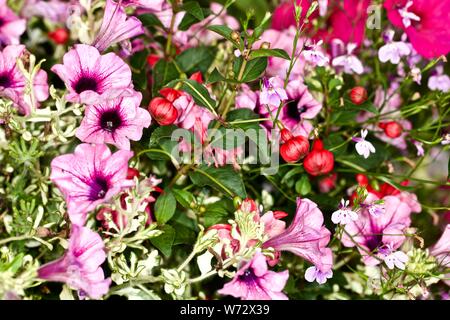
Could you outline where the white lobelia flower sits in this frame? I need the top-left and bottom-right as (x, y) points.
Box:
(305, 265), (333, 284)
(302, 40), (330, 67)
(398, 1), (421, 28)
(428, 66), (450, 93)
(332, 43), (364, 74)
(331, 199), (358, 225)
(378, 31), (411, 64)
(379, 244), (409, 270)
(352, 129), (376, 159)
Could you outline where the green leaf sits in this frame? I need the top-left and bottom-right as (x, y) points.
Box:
(233, 57), (268, 82)
(138, 13), (163, 28)
(181, 2), (204, 20)
(154, 188), (176, 224)
(206, 68), (226, 84)
(173, 223), (196, 245)
(150, 225), (175, 257)
(189, 165), (247, 198)
(147, 125), (181, 161)
(249, 48), (290, 60)
(204, 202), (230, 227)
(152, 59), (179, 96)
(166, 79), (216, 111)
(172, 188), (195, 209)
(207, 25), (241, 48)
(175, 46), (216, 74)
(295, 175), (311, 196)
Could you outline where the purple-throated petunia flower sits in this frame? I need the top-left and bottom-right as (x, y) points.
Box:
(38, 225), (111, 299)
(282, 79), (322, 124)
(50, 143), (134, 225)
(353, 129), (376, 159)
(378, 30), (411, 64)
(92, 0), (144, 53)
(51, 44), (133, 105)
(263, 198), (333, 275)
(76, 91), (151, 150)
(331, 199), (358, 225)
(0, 45), (49, 115)
(0, 0), (26, 46)
(259, 76), (288, 107)
(428, 66), (450, 93)
(218, 251), (289, 300)
(341, 193), (412, 266)
(332, 43), (364, 74)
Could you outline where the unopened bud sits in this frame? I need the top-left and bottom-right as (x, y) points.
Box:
(260, 41), (270, 49)
(231, 31), (240, 42)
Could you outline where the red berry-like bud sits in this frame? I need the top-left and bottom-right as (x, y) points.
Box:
(280, 130), (310, 163)
(126, 167), (140, 180)
(379, 121), (403, 138)
(350, 86), (368, 105)
(303, 139), (334, 176)
(48, 28), (69, 45)
(148, 88), (184, 125)
(160, 87), (183, 102)
(318, 173), (337, 193)
(146, 54), (160, 67)
(356, 173), (369, 186)
(189, 71), (203, 84)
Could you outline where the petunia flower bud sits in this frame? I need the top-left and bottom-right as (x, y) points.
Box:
(303, 139), (334, 176)
(48, 28), (69, 45)
(280, 129), (310, 163)
(148, 88), (182, 125)
(379, 121), (403, 138)
(349, 86), (368, 105)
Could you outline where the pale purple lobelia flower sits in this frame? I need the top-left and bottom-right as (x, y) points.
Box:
(378, 30), (411, 64)
(0, 45), (49, 115)
(331, 199), (358, 225)
(92, 0), (144, 53)
(341, 193), (412, 266)
(50, 143), (134, 225)
(428, 66), (450, 93)
(38, 225), (111, 299)
(0, 0), (26, 46)
(302, 40), (330, 67)
(259, 76), (288, 107)
(332, 43), (364, 75)
(218, 251), (289, 300)
(51, 44), (133, 105)
(263, 198), (333, 276)
(353, 129), (376, 159)
(305, 265), (333, 284)
(378, 243), (408, 270)
(76, 91), (151, 150)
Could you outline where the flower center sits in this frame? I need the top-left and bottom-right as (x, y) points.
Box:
(74, 75), (99, 94)
(89, 176), (109, 201)
(0, 72), (12, 88)
(238, 268), (258, 284)
(0, 18), (4, 28)
(366, 234), (383, 252)
(100, 109), (123, 132)
(286, 100), (302, 121)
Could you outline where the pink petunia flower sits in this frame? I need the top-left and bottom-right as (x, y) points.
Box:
(0, 0), (26, 45)
(341, 194), (412, 265)
(263, 198), (334, 276)
(38, 225), (111, 299)
(384, 0), (450, 58)
(0, 45), (49, 115)
(430, 225), (450, 285)
(51, 44), (133, 105)
(218, 251), (289, 300)
(76, 91), (151, 150)
(50, 143), (134, 225)
(21, 0), (81, 24)
(92, 0), (144, 53)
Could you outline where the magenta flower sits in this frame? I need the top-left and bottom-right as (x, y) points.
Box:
(51, 44), (133, 105)
(263, 198), (333, 275)
(384, 0), (450, 58)
(38, 225), (111, 299)
(76, 91), (151, 150)
(430, 225), (450, 285)
(92, 0), (144, 53)
(50, 143), (134, 225)
(218, 251), (289, 300)
(0, 45), (49, 115)
(0, 0), (26, 45)
(341, 194), (412, 265)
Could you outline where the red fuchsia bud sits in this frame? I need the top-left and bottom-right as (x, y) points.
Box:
(349, 86), (368, 105)
(318, 173), (337, 193)
(126, 167), (140, 180)
(148, 88), (182, 125)
(303, 139), (334, 176)
(273, 211), (288, 219)
(356, 173), (369, 186)
(189, 71), (203, 84)
(48, 28), (69, 45)
(379, 121), (403, 138)
(146, 54), (160, 67)
(279, 129), (310, 163)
